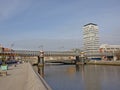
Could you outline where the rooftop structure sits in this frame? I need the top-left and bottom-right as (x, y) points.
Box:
(83, 23), (97, 27)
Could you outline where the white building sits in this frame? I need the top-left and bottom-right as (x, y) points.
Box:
(99, 44), (120, 52)
(83, 23), (100, 58)
(99, 44), (120, 61)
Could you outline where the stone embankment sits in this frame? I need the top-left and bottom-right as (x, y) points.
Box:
(26, 63), (52, 90)
(87, 60), (120, 66)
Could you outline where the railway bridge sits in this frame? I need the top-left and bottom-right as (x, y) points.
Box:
(0, 50), (84, 64)
(0, 49), (113, 64)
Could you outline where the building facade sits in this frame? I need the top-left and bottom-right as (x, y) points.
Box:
(83, 23), (100, 58)
(99, 44), (120, 53)
(99, 44), (120, 60)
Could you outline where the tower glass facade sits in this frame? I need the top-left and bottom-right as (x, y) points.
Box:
(83, 23), (100, 58)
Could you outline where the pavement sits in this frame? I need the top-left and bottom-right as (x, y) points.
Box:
(0, 63), (51, 90)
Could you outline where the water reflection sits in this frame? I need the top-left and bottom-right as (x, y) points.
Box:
(76, 65), (84, 72)
(75, 65), (120, 90)
(38, 66), (44, 77)
(44, 65), (120, 90)
(83, 65), (102, 90)
(33, 65), (44, 77)
(76, 65), (85, 81)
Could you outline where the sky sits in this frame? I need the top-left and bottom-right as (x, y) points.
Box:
(0, 0), (120, 50)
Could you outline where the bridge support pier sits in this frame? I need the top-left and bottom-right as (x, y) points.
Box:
(76, 56), (85, 65)
(37, 51), (44, 77)
(75, 56), (80, 64)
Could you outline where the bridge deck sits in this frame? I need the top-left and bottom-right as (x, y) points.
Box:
(0, 50), (113, 57)
(0, 50), (79, 56)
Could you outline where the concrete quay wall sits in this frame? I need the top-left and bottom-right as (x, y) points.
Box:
(87, 60), (120, 66)
(25, 63), (52, 90)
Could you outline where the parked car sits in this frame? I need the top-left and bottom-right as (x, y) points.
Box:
(5, 60), (18, 64)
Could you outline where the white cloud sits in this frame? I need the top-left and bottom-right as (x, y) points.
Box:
(0, 0), (32, 21)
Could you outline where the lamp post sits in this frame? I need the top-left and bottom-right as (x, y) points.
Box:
(10, 43), (14, 60)
(39, 45), (43, 51)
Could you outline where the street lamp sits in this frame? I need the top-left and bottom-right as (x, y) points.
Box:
(10, 43), (14, 60)
(39, 45), (44, 51)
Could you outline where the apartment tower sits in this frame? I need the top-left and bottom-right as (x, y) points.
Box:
(83, 23), (100, 58)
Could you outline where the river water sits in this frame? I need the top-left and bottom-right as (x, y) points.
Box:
(44, 64), (120, 90)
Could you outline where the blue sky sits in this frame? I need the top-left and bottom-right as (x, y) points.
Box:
(0, 0), (120, 50)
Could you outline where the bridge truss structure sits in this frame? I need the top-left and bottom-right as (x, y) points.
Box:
(0, 50), (80, 57)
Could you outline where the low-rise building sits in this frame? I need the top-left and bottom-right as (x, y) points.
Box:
(99, 44), (120, 53)
(99, 44), (120, 61)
